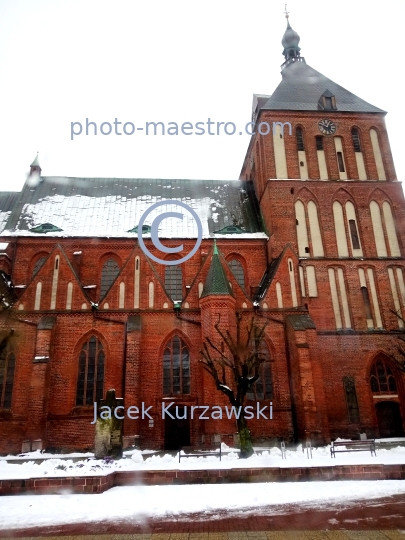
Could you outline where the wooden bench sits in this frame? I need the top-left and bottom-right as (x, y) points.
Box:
(179, 444), (222, 462)
(330, 439), (376, 458)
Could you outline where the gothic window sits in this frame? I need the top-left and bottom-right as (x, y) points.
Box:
(0, 351), (15, 409)
(349, 219), (360, 250)
(165, 265), (182, 300)
(163, 335), (190, 395)
(32, 257), (46, 278)
(247, 344), (273, 400)
(343, 376), (360, 424)
(229, 259), (245, 288)
(296, 127), (305, 151)
(352, 128), (362, 152)
(100, 258), (120, 298)
(370, 359), (397, 394)
(76, 336), (105, 406)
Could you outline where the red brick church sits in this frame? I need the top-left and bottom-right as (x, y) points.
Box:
(1, 17), (405, 453)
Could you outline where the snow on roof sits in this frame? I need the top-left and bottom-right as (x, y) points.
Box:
(0, 177), (264, 239)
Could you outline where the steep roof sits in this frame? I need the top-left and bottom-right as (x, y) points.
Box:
(201, 243), (234, 298)
(0, 176), (266, 239)
(262, 60), (385, 113)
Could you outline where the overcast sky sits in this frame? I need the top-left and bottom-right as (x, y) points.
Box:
(0, 0), (404, 190)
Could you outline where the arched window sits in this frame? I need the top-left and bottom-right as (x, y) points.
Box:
(76, 336), (105, 405)
(247, 344), (273, 400)
(0, 351), (15, 409)
(100, 258), (120, 298)
(229, 259), (245, 288)
(370, 359), (397, 394)
(163, 335), (190, 395)
(165, 265), (182, 300)
(32, 257), (46, 278)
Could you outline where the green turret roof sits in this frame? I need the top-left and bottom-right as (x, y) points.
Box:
(201, 242), (234, 298)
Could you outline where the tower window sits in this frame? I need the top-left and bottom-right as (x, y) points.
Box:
(315, 136), (324, 151)
(361, 286), (373, 320)
(349, 219), (360, 250)
(352, 128), (362, 152)
(337, 152), (345, 172)
(296, 127), (305, 151)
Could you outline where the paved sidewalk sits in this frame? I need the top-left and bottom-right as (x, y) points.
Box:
(1, 494), (405, 537)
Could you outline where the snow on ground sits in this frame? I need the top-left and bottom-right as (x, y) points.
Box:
(1, 442), (405, 480)
(1, 480), (405, 530)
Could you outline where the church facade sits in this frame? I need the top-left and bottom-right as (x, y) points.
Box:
(1, 19), (405, 454)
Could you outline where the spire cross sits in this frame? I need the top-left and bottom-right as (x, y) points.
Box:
(284, 4), (289, 19)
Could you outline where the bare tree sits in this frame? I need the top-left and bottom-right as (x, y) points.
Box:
(200, 313), (268, 458)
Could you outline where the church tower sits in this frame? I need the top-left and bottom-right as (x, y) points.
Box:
(241, 13), (405, 440)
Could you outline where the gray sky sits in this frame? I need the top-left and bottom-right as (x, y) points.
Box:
(0, 0), (404, 189)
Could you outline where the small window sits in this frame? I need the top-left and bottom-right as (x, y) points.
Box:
(337, 152), (345, 172)
(296, 127), (305, 151)
(349, 219), (360, 250)
(352, 128), (362, 152)
(361, 286), (373, 320)
(324, 97), (333, 109)
(305, 247), (310, 254)
(315, 136), (324, 151)
(229, 259), (245, 288)
(0, 351), (15, 409)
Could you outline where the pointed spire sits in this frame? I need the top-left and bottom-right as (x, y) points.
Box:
(284, 4), (290, 27)
(30, 152), (41, 176)
(201, 241), (234, 298)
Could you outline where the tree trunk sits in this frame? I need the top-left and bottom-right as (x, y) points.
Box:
(237, 414), (254, 458)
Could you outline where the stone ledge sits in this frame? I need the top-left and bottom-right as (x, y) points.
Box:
(1, 463), (405, 495)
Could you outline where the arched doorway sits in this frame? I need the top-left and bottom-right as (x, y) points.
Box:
(370, 357), (404, 438)
(162, 335), (191, 450)
(375, 402), (404, 438)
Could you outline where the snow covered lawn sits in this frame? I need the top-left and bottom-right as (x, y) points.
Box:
(1, 442), (405, 480)
(1, 480), (405, 530)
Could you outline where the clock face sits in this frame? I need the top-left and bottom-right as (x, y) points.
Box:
(318, 119), (336, 135)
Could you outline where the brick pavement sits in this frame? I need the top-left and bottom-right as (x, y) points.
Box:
(1, 532), (405, 539)
(1, 495), (405, 537)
